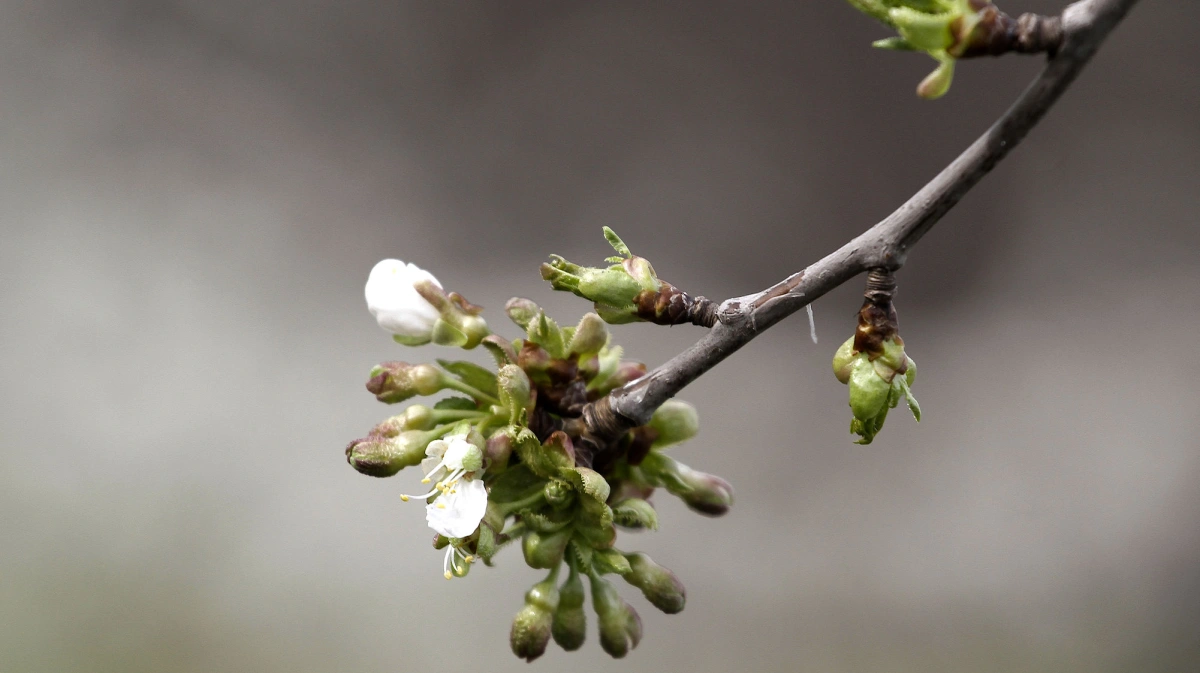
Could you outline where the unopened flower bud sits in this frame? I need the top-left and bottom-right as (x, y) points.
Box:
(373, 404), (436, 435)
(648, 399), (699, 449)
(552, 565), (587, 651)
(364, 259), (443, 343)
(623, 552), (686, 614)
(590, 574), (642, 659)
(485, 432), (513, 471)
(522, 528), (571, 569)
(365, 362), (443, 404)
(640, 453), (734, 517)
(569, 312), (609, 356)
(504, 297), (541, 331)
(517, 341), (553, 385)
(344, 430), (431, 477)
(497, 364), (533, 424)
(510, 574), (560, 662)
(541, 431), (576, 469)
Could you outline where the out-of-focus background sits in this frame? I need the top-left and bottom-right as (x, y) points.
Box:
(3, 1), (1198, 671)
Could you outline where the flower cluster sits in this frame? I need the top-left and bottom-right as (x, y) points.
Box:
(345, 258), (732, 660)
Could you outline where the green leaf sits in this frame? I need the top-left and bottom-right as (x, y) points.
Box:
(560, 467), (611, 503)
(480, 336), (515, 367)
(613, 498), (658, 530)
(586, 345), (623, 393)
(487, 464), (546, 503)
(392, 333), (432, 346)
(873, 36), (916, 50)
(568, 541), (594, 574)
(437, 359), (499, 398)
(603, 226), (631, 258)
(528, 311), (566, 360)
(898, 376), (921, 422)
(433, 396), (478, 411)
(592, 548), (632, 576)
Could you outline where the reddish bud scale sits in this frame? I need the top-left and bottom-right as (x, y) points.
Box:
(852, 269), (899, 357)
(955, 5), (1063, 58)
(633, 282), (716, 327)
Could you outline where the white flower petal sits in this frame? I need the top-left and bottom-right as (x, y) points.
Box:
(425, 479), (488, 539)
(365, 259), (443, 338)
(439, 434), (473, 471)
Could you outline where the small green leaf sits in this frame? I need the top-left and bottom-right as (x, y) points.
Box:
(899, 376), (921, 421)
(873, 36), (916, 50)
(528, 311), (566, 360)
(602, 226), (631, 258)
(613, 498), (658, 530)
(437, 359), (499, 398)
(433, 396), (478, 411)
(487, 464), (546, 503)
(568, 541), (594, 574)
(392, 333), (432, 346)
(593, 548), (632, 576)
(560, 467), (611, 503)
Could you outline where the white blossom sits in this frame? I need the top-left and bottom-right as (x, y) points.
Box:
(364, 259), (443, 338)
(399, 433), (488, 578)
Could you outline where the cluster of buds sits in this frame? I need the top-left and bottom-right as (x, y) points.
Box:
(845, 0), (1064, 98)
(345, 257), (732, 660)
(832, 269), (921, 444)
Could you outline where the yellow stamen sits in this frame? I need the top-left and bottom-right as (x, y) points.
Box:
(444, 571), (452, 580)
(400, 495), (409, 502)
(437, 503), (446, 509)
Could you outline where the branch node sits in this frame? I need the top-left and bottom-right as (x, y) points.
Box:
(960, 7), (1064, 58)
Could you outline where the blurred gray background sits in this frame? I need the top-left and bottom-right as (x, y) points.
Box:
(2, 1), (1198, 671)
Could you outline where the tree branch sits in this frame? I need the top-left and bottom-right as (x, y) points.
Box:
(588, 0), (1140, 433)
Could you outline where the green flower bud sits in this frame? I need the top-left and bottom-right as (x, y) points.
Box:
(504, 297), (541, 331)
(648, 399), (700, 449)
(510, 573), (560, 662)
(590, 574), (642, 659)
(623, 552), (686, 614)
(370, 405), (438, 436)
(522, 528), (571, 569)
(832, 336), (856, 384)
(407, 284), (490, 349)
(640, 453), (734, 517)
(568, 312), (609, 356)
(837, 333), (919, 444)
(497, 364), (533, 425)
(551, 565), (587, 651)
(344, 430), (432, 477)
(484, 432), (513, 472)
(365, 362), (444, 404)
(848, 356), (891, 421)
(455, 314), (490, 349)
